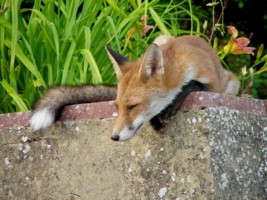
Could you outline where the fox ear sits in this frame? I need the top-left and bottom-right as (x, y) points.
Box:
(140, 43), (164, 78)
(105, 46), (129, 78)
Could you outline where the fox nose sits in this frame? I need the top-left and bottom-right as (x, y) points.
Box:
(111, 134), (120, 141)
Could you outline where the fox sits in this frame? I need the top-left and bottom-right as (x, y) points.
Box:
(30, 35), (240, 141)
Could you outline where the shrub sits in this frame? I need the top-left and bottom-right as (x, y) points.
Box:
(0, 0), (266, 113)
(0, 0), (201, 113)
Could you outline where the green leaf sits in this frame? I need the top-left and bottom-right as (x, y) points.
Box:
(149, 7), (170, 35)
(206, 2), (219, 7)
(256, 44), (264, 61)
(0, 80), (28, 111)
(61, 40), (76, 85)
(4, 39), (46, 88)
(81, 49), (103, 85)
(106, 0), (127, 17)
(10, 0), (19, 89)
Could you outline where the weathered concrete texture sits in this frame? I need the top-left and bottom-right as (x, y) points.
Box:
(0, 108), (266, 200)
(206, 108), (267, 199)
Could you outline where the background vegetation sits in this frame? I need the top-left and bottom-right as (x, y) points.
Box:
(0, 0), (266, 114)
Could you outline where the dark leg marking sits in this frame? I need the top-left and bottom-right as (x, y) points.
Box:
(149, 80), (206, 131)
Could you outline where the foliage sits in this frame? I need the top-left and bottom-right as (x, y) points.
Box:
(204, 1), (267, 98)
(0, 0), (200, 113)
(0, 0), (266, 114)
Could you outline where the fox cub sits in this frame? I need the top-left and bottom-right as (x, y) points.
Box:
(30, 35), (240, 141)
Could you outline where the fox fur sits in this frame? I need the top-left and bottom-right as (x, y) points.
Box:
(106, 35), (239, 140)
(30, 86), (116, 131)
(30, 35), (239, 141)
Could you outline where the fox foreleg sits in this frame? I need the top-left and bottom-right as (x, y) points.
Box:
(149, 80), (206, 131)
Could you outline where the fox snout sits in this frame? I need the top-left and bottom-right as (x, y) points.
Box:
(111, 116), (144, 141)
(111, 134), (120, 141)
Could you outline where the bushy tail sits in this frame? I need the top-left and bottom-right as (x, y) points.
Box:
(30, 86), (117, 131)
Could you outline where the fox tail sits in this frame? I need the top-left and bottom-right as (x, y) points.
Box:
(30, 86), (116, 131)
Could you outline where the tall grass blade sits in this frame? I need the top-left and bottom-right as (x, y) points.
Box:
(61, 40), (76, 85)
(10, 0), (19, 89)
(106, 0), (127, 17)
(4, 39), (46, 88)
(0, 80), (28, 111)
(149, 7), (171, 35)
(81, 49), (103, 85)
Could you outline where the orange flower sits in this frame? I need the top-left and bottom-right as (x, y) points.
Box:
(127, 15), (154, 38)
(224, 26), (256, 55)
(231, 37), (256, 55)
(141, 25), (154, 37)
(227, 26), (238, 38)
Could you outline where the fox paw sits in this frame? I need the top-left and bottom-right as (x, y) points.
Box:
(150, 116), (164, 131)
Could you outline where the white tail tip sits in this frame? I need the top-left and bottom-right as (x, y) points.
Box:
(30, 108), (55, 131)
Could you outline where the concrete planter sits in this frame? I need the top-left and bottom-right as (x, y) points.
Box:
(0, 92), (266, 199)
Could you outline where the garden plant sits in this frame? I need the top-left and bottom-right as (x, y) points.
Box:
(0, 0), (266, 114)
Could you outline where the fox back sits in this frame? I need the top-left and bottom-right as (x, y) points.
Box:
(106, 35), (240, 141)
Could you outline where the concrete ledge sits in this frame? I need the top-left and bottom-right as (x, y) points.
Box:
(181, 92), (267, 116)
(0, 92), (266, 129)
(0, 92), (266, 199)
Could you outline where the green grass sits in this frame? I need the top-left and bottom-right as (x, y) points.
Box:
(0, 0), (200, 113)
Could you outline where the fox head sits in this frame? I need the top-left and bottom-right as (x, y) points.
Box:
(106, 44), (170, 141)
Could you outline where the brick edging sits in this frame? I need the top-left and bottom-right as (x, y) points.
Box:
(180, 92), (267, 116)
(0, 92), (266, 129)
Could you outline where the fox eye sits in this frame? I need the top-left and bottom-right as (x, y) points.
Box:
(127, 104), (138, 112)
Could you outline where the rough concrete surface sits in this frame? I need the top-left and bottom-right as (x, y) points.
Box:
(0, 108), (266, 200)
(206, 108), (266, 199)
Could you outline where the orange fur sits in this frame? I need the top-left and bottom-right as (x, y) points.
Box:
(107, 35), (240, 141)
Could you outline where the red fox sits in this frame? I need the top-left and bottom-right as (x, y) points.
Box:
(30, 35), (240, 141)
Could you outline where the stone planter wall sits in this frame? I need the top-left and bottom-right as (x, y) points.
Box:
(0, 92), (266, 199)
